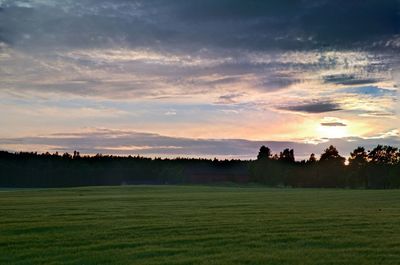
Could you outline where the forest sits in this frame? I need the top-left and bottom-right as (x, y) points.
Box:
(0, 145), (399, 189)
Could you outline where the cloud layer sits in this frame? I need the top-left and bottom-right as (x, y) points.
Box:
(1, 0), (398, 51)
(0, 0), (399, 155)
(1, 129), (399, 160)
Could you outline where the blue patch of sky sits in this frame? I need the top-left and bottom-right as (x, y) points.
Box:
(339, 86), (396, 97)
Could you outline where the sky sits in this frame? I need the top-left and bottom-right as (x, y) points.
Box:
(0, 0), (399, 160)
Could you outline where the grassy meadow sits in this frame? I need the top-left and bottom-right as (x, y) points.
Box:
(1, 185), (400, 264)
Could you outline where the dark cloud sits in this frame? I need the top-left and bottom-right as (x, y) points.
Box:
(215, 93), (243, 104)
(280, 101), (342, 113)
(298, 0), (399, 49)
(0, 0), (397, 101)
(258, 73), (300, 92)
(0, 0), (398, 52)
(0, 6), (9, 45)
(321, 122), (347, 127)
(323, 74), (381, 86)
(161, 0), (400, 51)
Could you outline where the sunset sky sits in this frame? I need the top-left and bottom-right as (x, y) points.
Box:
(0, 0), (399, 159)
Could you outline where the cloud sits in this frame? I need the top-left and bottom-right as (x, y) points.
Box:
(323, 74), (381, 86)
(1, 128), (399, 160)
(0, 0), (398, 149)
(320, 122), (347, 127)
(0, 0), (398, 52)
(257, 73), (300, 92)
(164, 111), (176, 116)
(3, 46), (395, 104)
(359, 111), (396, 118)
(215, 93), (243, 104)
(279, 101), (342, 114)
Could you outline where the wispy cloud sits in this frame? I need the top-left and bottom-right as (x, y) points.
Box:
(215, 93), (244, 104)
(323, 74), (382, 86)
(278, 101), (342, 114)
(321, 122), (347, 127)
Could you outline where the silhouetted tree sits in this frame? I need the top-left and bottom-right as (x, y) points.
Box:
(368, 145), (399, 165)
(348, 147), (368, 188)
(349, 147), (368, 167)
(257, 146), (271, 160)
(1, 144), (400, 189)
(366, 145), (400, 188)
(307, 153), (317, 164)
(317, 145), (345, 187)
(62, 152), (72, 159)
(73, 151), (80, 159)
(279, 148), (295, 163)
(320, 145), (345, 164)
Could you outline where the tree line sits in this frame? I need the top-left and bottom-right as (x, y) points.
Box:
(251, 145), (400, 188)
(0, 144), (399, 188)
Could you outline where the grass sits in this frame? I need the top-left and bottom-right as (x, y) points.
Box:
(1, 185), (400, 265)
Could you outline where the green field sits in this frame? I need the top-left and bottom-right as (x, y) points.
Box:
(1, 186), (400, 265)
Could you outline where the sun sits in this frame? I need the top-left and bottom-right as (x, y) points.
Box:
(317, 124), (349, 139)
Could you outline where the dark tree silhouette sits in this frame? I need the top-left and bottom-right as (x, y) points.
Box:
(348, 147), (368, 188)
(368, 145), (399, 165)
(62, 152), (72, 159)
(320, 145), (345, 164)
(317, 145), (346, 187)
(349, 147), (368, 167)
(257, 146), (271, 160)
(307, 153), (317, 164)
(279, 148), (295, 163)
(73, 151), (80, 159)
(1, 144), (400, 189)
(366, 145), (400, 188)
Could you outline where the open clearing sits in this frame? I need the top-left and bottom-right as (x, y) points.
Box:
(1, 185), (400, 264)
